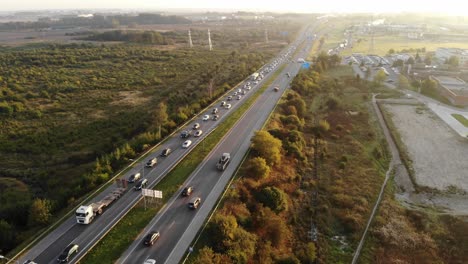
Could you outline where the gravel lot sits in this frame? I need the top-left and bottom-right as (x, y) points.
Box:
(386, 104), (468, 192)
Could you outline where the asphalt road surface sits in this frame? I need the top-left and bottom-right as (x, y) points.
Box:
(116, 28), (317, 264)
(18, 25), (314, 264)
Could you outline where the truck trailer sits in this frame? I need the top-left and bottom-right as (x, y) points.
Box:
(75, 187), (126, 224)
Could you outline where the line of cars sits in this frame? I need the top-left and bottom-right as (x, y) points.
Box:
(137, 44), (298, 263)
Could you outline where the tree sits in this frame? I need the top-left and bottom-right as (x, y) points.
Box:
(251, 131), (282, 166)
(398, 75), (410, 90)
(406, 57), (415, 65)
(0, 219), (16, 252)
(245, 157), (270, 180)
(388, 48), (395, 54)
(374, 69), (387, 84)
(256, 187), (288, 213)
(154, 101), (168, 127)
(206, 214), (238, 251)
(194, 246), (231, 264)
(29, 198), (52, 226)
(424, 54), (433, 65)
(447, 55), (459, 67)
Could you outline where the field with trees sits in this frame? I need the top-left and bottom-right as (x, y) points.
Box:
(189, 54), (468, 263)
(0, 20), (300, 255)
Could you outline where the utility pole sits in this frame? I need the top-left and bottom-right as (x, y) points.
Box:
(188, 29), (193, 48)
(208, 29), (213, 51)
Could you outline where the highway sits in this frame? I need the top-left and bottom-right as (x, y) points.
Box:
(116, 27), (317, 264)
(17, 24), (314, 264)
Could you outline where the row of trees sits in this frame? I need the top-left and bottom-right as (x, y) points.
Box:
(84, 30), (169, 44)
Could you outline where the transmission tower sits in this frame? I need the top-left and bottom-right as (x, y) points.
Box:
(208, 29), (213, 51)
(188, 29), (193, 48)
(265, 29), (269, 43)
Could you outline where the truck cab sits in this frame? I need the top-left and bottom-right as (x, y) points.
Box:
(75, 205), (94, 224)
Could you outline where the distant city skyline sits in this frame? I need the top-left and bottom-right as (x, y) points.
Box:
(1, 0), (467, 15)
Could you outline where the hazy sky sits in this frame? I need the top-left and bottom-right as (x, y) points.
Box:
(1, 0), (467, 15)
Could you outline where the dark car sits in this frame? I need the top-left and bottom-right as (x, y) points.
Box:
(182, 186), (193, 196)
(134, 178), (148, 191)
(57, 244), (79, 263)
(160, 148), (172, 157)
(180, 130), (191, 138)
(143, 231), (160, 246)
(127, 172), (141, 183)
(145, 157), (157, 168)
(188, 197), (201, 209)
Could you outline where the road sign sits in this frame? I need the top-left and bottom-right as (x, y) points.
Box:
(142, 189), (163, 199)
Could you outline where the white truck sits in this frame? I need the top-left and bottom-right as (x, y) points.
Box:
(216, 153), (230, 171)
(251, 72), (259, 81)
(75, 188), (126, 224)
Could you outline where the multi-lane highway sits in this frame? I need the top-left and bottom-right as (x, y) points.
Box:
(116, 28), (317, 264)
(18, 24), (315, 264)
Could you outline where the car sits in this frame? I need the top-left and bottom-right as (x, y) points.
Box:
(220, 101), (226, 107)
(233, 92), (238, 96)
(134, 178), (148, 191)
(212, 114), (219, 121)
(143, 260), (156, 264)
(145, 157), (157, 168)
(57, 244), (79, 263)
(143, 231), (160, 246)
(194, 130), (203, 137)
(202, 115), (210, 121)
(245, 86), (251, 90)
(180, 130), (191, 138)
(160, 148), (172, 157)
(23, 261), (38, 264)
(182, 140), (192, 148)
(236, 95), (242, 100)
(188, 197), (201, 209)
(225, 104), (231, 109)
(227, 96), (232, 101)
(128, 172), (141, 183)
(182, 186), (194, 196)
(212, 108), (218, 114)
(193, 123), (200, 130)
(238, 89), (242, 93)
(241, 90), (246, 95)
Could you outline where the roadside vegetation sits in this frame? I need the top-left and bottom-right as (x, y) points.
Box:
(452, 114), (468, 127)
(188, 54), (389, 263)
(0, 20), (299, 254)
(80, 62), (287, 264)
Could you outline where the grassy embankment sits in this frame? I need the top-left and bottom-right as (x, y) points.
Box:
(80, 64), (287, 264)
(452, 114), (468, 127)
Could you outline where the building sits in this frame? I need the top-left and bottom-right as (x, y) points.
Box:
(435, 48), (468, 67)
(430, 76), (468, 106)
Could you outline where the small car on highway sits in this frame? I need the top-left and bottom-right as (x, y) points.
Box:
(212, 108), (218, 114)
(194, 130), (203, 137)
(225, 104), (231, 109)
(212, 114), (219, 121)
(220, 101), (226, 107)
(193, 123), (200, 130)
(182, 186), (194, 196)
(188, 197), (202, 209)
(143, 259), (156, 264)
(134, 178), (148, 191)
(227, 96), (232, 101)
(236, 95), (242, 100)
(202, 115), (210, 121)
(160, 148), (172, 157)
(182, 140), (192, 148)
(145, 157), (157, 168)
(180, 130), (191, 138)
(57, 244), (79, 263)
(128, 172), (141, 183)
(143, 231), (160, 246)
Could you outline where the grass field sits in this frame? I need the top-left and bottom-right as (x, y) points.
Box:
(79, 63), (287, 264)
(341, 35), (468, 56)
(452, 114), (468, 127)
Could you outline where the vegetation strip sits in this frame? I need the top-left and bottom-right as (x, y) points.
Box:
(79, 63), (287, 264)
(452, 113), (468, 127)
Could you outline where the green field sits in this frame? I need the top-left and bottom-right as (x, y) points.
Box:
(341, 35), (468, 56)
(452, 114), (468, 127)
